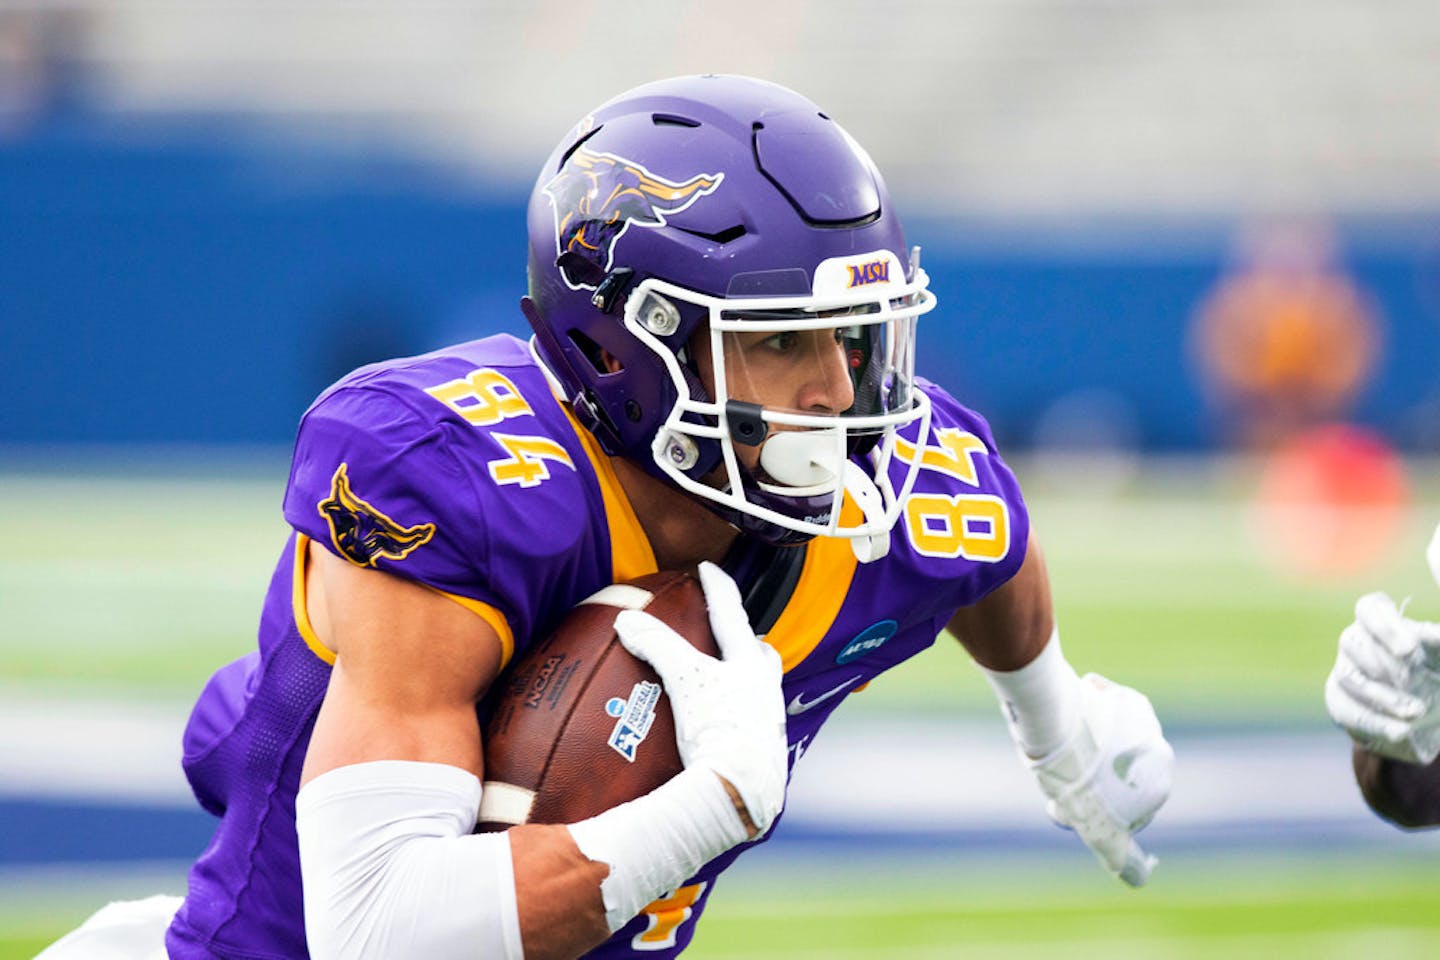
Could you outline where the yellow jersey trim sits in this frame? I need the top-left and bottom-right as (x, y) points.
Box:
(558, 404), (658, 583)
(293, 534), (337, 666)
(763, 497), (862, 672)
(293, 534), (516, 671)
(434, 589), (516, 670)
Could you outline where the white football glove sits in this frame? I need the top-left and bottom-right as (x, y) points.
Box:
(1325, 591), (1440, 765)
(1027, 674), (1173, 887)
(613, 561), (789, 835)
(1428, 522), (1440, 587)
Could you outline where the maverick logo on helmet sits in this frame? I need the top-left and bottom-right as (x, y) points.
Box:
(543, 146), (723, 289)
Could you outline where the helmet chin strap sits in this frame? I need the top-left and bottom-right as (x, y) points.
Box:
(843, 460), (891, 563)
(756, 431), (893, 562)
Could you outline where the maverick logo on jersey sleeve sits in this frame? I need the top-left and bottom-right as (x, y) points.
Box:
(317, 463), (436, 567)
(544, 147), (723, 289)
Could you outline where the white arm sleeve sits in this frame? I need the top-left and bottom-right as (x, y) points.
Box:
(978, 627), (1081, 758)
(295, 760), (524, 960)
(567, 765), (748, 931)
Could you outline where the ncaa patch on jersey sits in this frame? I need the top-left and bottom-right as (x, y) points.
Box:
(606, 680), (662, 762)
(836, 619), (897, 664)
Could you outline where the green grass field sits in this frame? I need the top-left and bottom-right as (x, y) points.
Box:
(3, 454), (1439, 958)
(691, 855), (1440, 959)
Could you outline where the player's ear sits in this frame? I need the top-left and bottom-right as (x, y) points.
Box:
(601, 349), (624, 374)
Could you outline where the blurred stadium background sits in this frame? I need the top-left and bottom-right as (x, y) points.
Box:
(4, 1), (1440, 956)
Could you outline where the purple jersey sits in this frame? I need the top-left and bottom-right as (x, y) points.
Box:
(166, 333), (1029, 959)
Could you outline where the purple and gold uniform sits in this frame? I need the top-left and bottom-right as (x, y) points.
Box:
(166, 333), (1028, 959)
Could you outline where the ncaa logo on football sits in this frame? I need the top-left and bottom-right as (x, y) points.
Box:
(836, 620), (897, 665)
(524, 654), (565, 709)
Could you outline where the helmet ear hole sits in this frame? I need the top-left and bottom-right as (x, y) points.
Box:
(556, 250), (606, 287)
(567, 330), (616, 375)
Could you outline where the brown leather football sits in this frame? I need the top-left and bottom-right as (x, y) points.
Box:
(475, 570), (717, 831)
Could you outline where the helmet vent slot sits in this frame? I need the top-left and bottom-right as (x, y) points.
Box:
(675, 224), (748, 245)
(652, 113), (701, 128)
(557, 124), (604, 170)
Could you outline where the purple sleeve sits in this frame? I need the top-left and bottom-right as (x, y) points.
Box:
(903, 378), (1031, 610)
(282, 384), (499, 604)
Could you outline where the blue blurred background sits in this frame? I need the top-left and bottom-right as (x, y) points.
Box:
(3, 1), (1438, 458)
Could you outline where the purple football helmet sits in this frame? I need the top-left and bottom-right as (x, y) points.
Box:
(523, 74), (935, 557)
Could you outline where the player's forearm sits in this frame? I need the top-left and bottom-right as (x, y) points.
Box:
(297, 761), (750, 960)
(977, 626), (1079, 758)
(1352, 743), (1440, 829)
(948, 531), (1054, 672)
(512, 769), (756, 957)
(966, 555), (1173, 888)
(297, 761), (525, 959)
(567, 765), (750, 932)
(509, 824), (612, 960)
(956, 534), (1071, 759)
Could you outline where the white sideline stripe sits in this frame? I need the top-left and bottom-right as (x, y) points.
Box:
(478, 781), (536, 826)
(579, 584), (654, 610)
(0, 692), (194, 806)
(0, 690), (1393, 837)
(784, 717), (1364, 830)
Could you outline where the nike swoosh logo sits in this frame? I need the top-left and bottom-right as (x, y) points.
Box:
(786, 676), (863, 716)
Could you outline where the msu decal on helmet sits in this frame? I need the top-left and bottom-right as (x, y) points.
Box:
(317, 463), (436, 567)
(544, 147), (723, 290)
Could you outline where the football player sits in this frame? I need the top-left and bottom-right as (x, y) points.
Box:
(40, 75), (1173, 960)
(1325, 522), (1440, 828)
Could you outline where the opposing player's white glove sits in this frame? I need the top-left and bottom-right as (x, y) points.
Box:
(1428, 522), (1440, 587)
(1325, 591), (1440, 765)
(613, 561), (789, 835)
(1027, 674), (1173, 887)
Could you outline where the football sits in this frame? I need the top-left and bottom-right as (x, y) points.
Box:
(475, 570), (716, 831)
